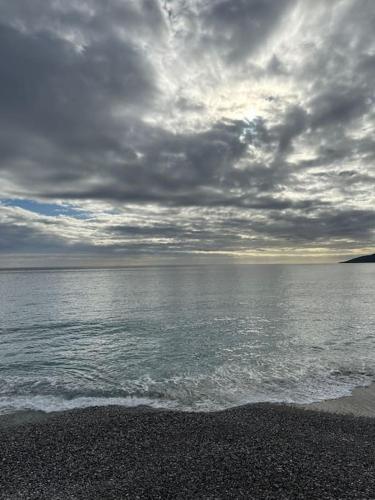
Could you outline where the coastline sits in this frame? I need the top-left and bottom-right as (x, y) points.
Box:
(2, 380), (375, 428)
(302, 382), (375, 417)
(1, 398), (375, 498)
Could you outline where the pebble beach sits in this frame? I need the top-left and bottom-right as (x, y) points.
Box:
(1, 402), (375, 499)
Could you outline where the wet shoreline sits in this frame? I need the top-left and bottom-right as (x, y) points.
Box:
(303, 382), (375, 417)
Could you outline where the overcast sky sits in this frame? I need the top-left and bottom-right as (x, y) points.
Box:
(0, 0), (374, 267)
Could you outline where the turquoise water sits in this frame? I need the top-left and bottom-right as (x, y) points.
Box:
(0, 264), (374, 414)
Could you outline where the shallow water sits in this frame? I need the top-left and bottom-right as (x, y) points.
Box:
(0, 264), (374, 414)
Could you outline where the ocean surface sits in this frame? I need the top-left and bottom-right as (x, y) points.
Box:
(0, 264), (374, 415)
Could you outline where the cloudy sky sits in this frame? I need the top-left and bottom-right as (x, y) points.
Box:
(0, 0), (374, 267)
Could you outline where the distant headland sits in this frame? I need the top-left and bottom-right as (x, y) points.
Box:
(342, 253), (375, 263)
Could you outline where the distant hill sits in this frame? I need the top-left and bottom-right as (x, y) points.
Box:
(342, 253), (375, 263)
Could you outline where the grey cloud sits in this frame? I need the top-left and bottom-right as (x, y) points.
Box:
(24, 119), (253, 204)
(30, 115), (299, 210)
(309, 87), (371, 130)
(0, 22), (155, 138)
(275, 105), (308, 153)
(200, 0), (292, 63)
(0, 0), (166, 41)
(296, 2), (375, 132)
(0, 0), (374, 261)
(223, 208), (375, 244)
(276, 209), (375, 242)
(266, 54), (287, 76)
(0, 220), (67, 253)
(1, 198), (373, 263)
(0, 17), (158, 198)
(337, 171), (375, 185)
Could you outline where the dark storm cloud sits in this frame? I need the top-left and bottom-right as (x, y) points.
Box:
(0, 0), (374, 262)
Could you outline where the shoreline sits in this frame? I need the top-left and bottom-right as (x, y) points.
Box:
(2, 381), (375, 428)
(302, 382), (375, 417)
(1, 397), (375, 498)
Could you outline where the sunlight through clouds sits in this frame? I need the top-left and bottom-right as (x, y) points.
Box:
(0, 0), (374, 266)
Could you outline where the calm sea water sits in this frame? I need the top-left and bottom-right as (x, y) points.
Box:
(0, 264), (374, 414)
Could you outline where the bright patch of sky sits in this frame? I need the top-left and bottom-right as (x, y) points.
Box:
(1, 200), (89, 219)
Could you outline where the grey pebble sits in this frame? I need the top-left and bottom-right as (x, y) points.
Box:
(0, 403), (374, 499)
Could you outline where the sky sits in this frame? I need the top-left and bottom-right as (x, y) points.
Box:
(0, 0), (374, 267)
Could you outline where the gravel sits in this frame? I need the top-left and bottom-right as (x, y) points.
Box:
(1, 403), (375, 499)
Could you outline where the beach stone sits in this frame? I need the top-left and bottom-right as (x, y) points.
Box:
(0, 404), (374, 499)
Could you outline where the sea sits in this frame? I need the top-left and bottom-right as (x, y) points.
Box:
(0, 264), (374, 415)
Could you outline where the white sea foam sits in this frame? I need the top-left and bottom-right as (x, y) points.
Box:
(0, 368), (372, 415)
(0, 395), (178, 415)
